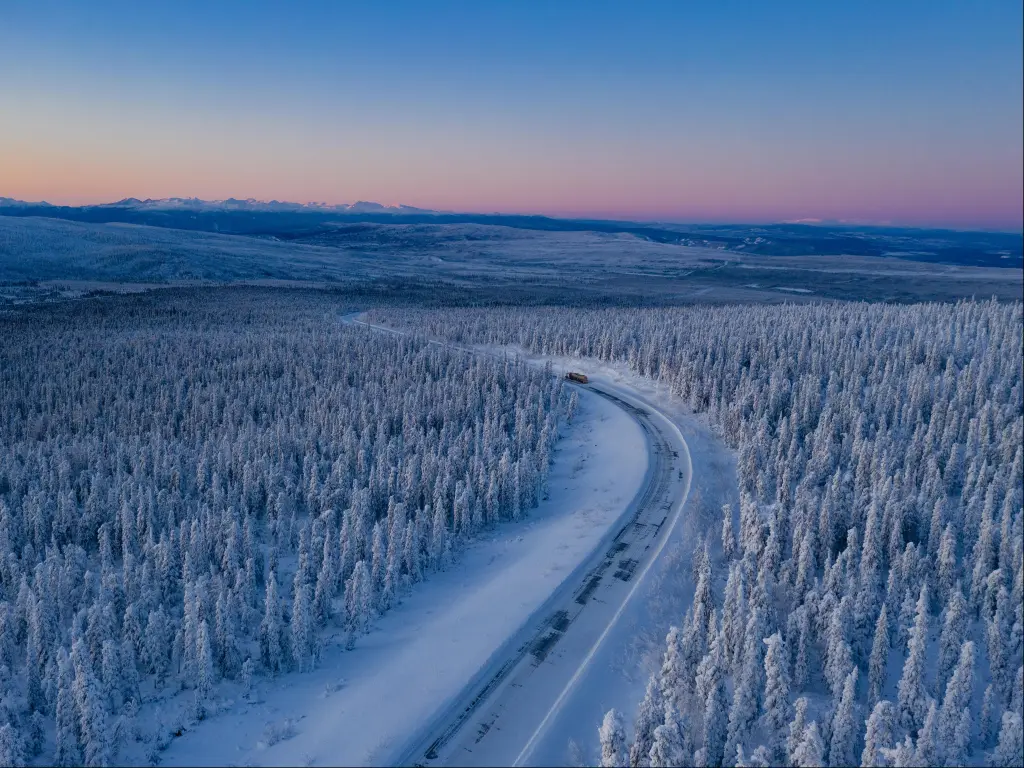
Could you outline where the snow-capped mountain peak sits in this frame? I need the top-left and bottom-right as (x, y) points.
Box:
(0, 196), (53, 208)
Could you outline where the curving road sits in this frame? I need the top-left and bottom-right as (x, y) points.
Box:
(341, 313), (692, 767)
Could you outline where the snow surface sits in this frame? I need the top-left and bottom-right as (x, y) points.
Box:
(148, 387), (647, 767)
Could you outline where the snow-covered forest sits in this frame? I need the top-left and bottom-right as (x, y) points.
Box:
(0, 293), (569, 766)
(371, 301), (1024, 767)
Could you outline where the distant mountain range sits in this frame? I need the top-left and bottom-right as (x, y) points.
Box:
(1, 196), (1019, 269)
(0, 196), (438, 214)
(0, 197), (55, 208)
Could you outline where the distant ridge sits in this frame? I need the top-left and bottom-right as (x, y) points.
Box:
(0, 196), (54, 208)
(0, 196), (438, 214)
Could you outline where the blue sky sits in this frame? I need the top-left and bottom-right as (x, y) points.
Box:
(1, 0), (1021, 228)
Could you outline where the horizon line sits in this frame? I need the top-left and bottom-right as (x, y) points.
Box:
(2, 194), (1022, 234)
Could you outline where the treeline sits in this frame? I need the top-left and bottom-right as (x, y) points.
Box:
(0, 292), (567, 765)
(372, 300), (1024, 767)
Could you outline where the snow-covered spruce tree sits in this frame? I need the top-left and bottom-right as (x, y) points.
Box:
(896, 583), (931, 733)
(867, 603), (889, 707)
(598, 708), (628, 768)
(723, 605), (765, 762)
(701, 660), (729, 768)
(693, 614), (724, 722)
(938, 640), (975, 746)
(145, 606), (170, 689)
(980, 684), (1000, 748)
(937, 584), (969, 697)
(648, 703), (691, 768)
(0, 724), (25, 768)
(720, 562), (745, 673)
(71, 637), (109, 767)
(195, 619), (214, 705)
(785, 696), (810, 765)
(828, 667), (859, 768)
(790, 721), (825, 768)
(759, 632), (790, 762)
(344, 559), (372, 649)
(914, 700), (939, 766)
(721, 505), (736, 561)
(883, 734), (916, 768)
(629, 675), (663, 768)
(738, 743), (772, 768)
(987, 584), (1017, 703)
(861, 700), (897, 768)
(53, 648), (82, 767)
(214, 590), (241, 680)
(989, 711), (1024, 767)
(260, 570), (286, 676)
(946, 705), (973, 767)
(290, 570), (317, 672)
(657, 625), (686, 710)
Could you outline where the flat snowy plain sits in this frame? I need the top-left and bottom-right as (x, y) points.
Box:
(146, 387), (647, 767)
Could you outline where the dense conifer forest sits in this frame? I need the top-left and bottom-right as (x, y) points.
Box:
(373, 300), (1024, 767)
(0, 292), (568, 765)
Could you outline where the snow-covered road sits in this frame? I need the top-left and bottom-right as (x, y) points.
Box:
(344, 314), (694, 768)
(396, 385), (691, 768)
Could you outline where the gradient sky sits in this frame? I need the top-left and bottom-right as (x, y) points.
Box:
(1, 0), (1022, 229)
